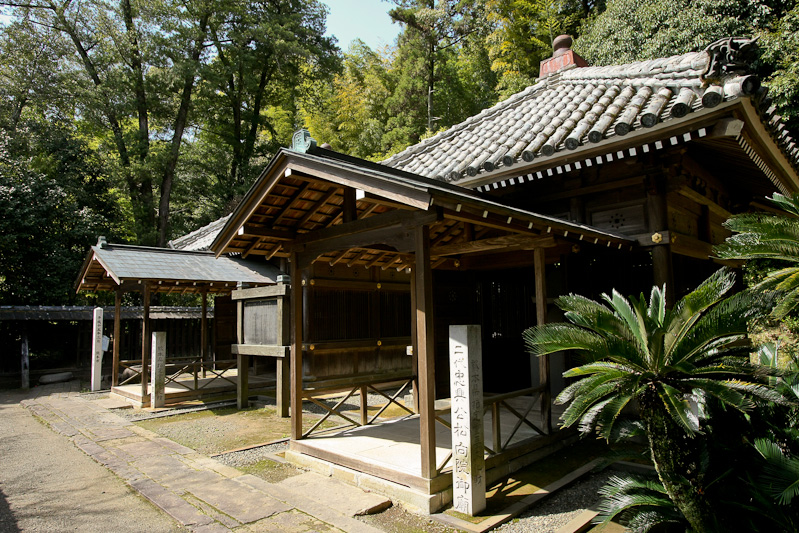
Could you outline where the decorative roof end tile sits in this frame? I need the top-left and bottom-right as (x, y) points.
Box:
(539, 35), (588, 78)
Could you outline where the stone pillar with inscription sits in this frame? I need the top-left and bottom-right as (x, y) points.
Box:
(150, 332), (166, 408)
(449, 324), (486, 516)
(90, 307), (104, 391)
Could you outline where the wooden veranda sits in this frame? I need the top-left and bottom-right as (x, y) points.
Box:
(211, 144), (636, 509)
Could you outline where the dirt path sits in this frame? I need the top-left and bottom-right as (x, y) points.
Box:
(0, 384), (182, 532)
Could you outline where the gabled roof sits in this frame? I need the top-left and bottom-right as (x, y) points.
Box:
(382, 37), (799, 192)
(168, 214), (231, 251)
(211, 148), (636, 267)
(77, 242), (281, 294)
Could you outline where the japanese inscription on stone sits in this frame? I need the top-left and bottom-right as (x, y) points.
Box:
(151, 331), (166, 408)
(90, 307), (103, 391)
(449, 324), (486, 516)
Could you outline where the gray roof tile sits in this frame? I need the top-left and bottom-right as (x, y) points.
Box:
(381, 38), (798, 184)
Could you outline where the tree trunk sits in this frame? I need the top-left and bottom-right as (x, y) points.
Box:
(121, 0), (149, 161)
(156, 13), (210, 247)
(640, 391), (716, 532)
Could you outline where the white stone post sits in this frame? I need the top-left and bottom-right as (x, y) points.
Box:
(150, 331), (166, 408)
(449, 324), (486, 516)
(90, 307), (104, 391)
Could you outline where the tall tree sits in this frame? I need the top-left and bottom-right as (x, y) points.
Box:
(1, 0), (211, 246)
(198, 0), (338, 197)
(389, 0), (486, 133)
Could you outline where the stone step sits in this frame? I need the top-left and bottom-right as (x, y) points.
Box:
(277, 472), (392, 516)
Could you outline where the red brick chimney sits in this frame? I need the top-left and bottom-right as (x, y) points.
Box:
(539, 35), (588, 77)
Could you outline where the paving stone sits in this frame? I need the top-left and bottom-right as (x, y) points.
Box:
(192, 522), (233, 533)
(238, 510), (344, 532)
(184, 493), (241, 529)
(277, 472), (392, 516)
(118, 439), (177, 459)
(236, 475), (383, 533)
(188, 479), (291, 524)
(130, 478), (214, 528)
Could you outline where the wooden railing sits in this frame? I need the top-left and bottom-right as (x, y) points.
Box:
(301, 375), (415, 438)
(117, 357), (237, 391)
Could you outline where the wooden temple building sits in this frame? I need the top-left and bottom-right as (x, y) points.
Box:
(71, 35), (799, 511)
(203, 36), (799, 511)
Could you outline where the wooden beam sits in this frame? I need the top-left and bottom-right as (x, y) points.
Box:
(533, 176), (645, 203)
(294, 209), (439, 248)
(239, 225), (296, 241)
(112, 289), (121, 387)
(290, 253), (304, 440)
(431, 234), (556, 256)
(231, 284), (289, 300)
(534, 248), (551, 433)
(414, 225), (436, 479)
(443, 209), (540, 236)
(647, 177), (675, 305)
(296, 186), (339, 229)
(241, 237), (262, 259)
(431, 221), (461, 246)
(201, 288), (208, 379)
(141, 283), (151, 404)
(274, 181), (312, 226)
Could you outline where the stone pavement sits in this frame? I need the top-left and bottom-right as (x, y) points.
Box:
(22, 389), (386, 533)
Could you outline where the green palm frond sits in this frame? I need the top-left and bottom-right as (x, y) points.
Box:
(754, 438), (799, 505)
(596, 474), (684, 531)
(603, 289), (651, 361)
(766, 193), (799, 216)
(656, 382), (700, 434)
(664, 268), (735, 358)
(522, 323), (607, 357)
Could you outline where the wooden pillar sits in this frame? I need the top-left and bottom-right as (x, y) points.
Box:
(141, 283), (151, 403)
(112, 289), (121, 387)
(415, 225), (436, 479)
(290, 253), (304, 440)
(647, 177), (674, 305)
(276, 278), (290, 417)
(534, 247), (551, 433)
(343, 187), (357, 223)
(237, 297), (249, 409)
(201, 288), (208, 379)
(410, 270), (419, 413)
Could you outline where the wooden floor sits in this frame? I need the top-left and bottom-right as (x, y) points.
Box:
(112, 369), (275, 407)
(290, 396), (566, 493)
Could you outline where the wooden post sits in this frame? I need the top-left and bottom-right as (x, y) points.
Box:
(410, 270), (419, 413)
(237, 297), (249, 409)
(141, 283), (151, 404)
(343, 187), (357, 223)
(112, 290), (121, 387)
(151, 331), (166, 408)
(534, 247), (551, 433)
(90, 307), (104, 391)
(415, 225), (436, 479)
(647, 176), (674, 305)
(290, 254), (304, 440)
(360, 386), (368, 426)
(276, 277), (290, 417)
(21, 328), (29, 390)
(201, 288), (208, 379)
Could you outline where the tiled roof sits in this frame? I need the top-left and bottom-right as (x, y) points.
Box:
(168, 214), (231, 251)
(381, 37), (798, 184)
(77, 243), (282, 293)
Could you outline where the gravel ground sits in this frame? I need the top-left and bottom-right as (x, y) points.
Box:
(213, 441), (288, 466)
(494, 470), (614, 533)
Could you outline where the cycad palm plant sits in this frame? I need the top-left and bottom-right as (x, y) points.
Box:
(715, 192), (799, 318)
(523, 268), (780, 532)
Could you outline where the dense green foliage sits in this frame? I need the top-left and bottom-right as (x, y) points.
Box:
(716, 193), (799, 318)
(524, 269), (781, 531)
